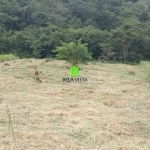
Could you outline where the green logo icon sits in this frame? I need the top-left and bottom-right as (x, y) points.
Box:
(70, 66), (79, 76)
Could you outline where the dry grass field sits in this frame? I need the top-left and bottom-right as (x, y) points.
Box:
(0, 59), (150, 150)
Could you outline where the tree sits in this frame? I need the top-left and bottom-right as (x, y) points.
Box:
(110, 18), (142, 62)
(52, 38), (92, 66)
(99, 43), (115, 61)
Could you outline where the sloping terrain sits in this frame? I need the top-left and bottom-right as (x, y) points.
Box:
(0, 59), (150, 150)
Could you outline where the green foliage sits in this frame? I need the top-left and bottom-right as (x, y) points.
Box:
(99, 43), (115, 61)
(100, 17), (149, 62)
(61, 26), (108, 59)
(53, 38), (92, 66)
(0, 0), (150, 63)
(0, 54), (17, 62)
(13, 25), (62, 58)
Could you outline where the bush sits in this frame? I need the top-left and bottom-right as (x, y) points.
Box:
(52, 38), (92, 66)
(128, 51), (143, 63)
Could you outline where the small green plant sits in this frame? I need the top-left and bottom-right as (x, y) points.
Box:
(0, 54), (17, 62)
(140, 61), (150, 81)
(6, 105), (15, 147)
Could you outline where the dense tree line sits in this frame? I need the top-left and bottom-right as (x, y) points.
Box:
(0, 0), (150, 62)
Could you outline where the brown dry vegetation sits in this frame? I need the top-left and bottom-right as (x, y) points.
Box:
(0, 59), (150, 150)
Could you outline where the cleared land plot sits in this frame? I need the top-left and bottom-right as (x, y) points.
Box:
(0, 59), (150, 150)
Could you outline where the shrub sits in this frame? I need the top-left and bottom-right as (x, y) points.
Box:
(52, 38), (92, 66)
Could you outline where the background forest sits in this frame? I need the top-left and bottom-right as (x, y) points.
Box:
(1, 0), (150, 63)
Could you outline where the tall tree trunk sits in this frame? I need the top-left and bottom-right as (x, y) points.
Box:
(123, 39), (132, 62)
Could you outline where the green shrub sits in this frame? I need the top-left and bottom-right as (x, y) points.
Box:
(128, 52), (143, 63)
(52, 38), (92, 66)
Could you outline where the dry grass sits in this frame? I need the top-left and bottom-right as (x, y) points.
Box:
(140, 61), (150, 82)
(0, 59), (150, 150)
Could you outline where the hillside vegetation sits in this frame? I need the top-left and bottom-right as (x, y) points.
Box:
(1, 0), (150, 62)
